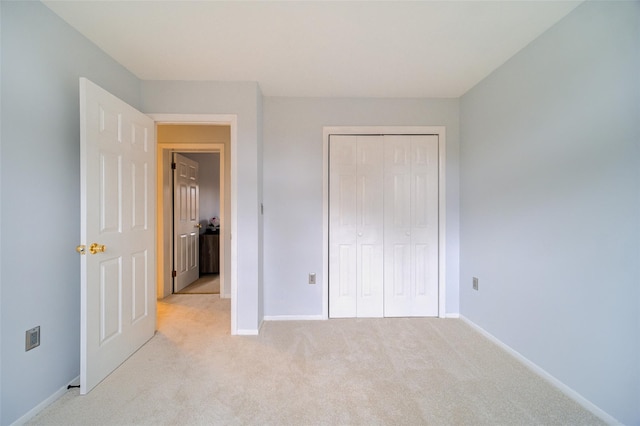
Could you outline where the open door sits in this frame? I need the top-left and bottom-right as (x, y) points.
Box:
(172, 152), (200, 292)
(79, 78), (156, 394)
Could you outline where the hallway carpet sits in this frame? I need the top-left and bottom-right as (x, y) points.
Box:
(176, 274), (220, 294)
(27, 295), (604, 425)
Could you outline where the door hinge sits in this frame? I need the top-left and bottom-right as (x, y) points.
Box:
(172, 270), (177, 278)
(171, 162), (176, 170)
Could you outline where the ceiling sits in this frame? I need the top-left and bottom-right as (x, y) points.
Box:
(43, 1), (582, 98)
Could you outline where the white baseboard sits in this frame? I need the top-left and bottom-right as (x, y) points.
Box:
(445, 313), (460, 319)
(459, 316), (620, 425)
(11, 376), (80, 426)
(263, 315), (326, 321)
(236, 319), (267, 336)
(235, 328), (260, 336)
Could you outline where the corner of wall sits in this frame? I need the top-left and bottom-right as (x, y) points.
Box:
(256, 84), (265, 324)
(459, 316), (621, 425)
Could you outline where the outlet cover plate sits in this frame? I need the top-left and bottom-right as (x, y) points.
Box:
(26, 326), (40, 351)
(472, 277), (479, 291)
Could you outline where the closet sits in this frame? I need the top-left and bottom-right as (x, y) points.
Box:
(329, 134), (439, 318)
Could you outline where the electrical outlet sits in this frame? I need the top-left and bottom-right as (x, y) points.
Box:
(472, 277), (479, 291)
(26, 326), (40, 351)
(309, 273), (316, 285)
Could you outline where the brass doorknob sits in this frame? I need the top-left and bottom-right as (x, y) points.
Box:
(194, 223), (202, 229)
(76, 245), (86, 255)
(89, 243), (106, 255)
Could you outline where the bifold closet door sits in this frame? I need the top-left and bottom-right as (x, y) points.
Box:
(383, 135), (439, 317)
(329, 135), (384, 318)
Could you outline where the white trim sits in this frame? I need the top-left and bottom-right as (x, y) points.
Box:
(10, 376), (80, 426)
(236, 329), (260, 336)
(236, 319), (265, 336)
(445, 313), (460, 319)
(263, 315), (326, 321)
(437, 129), (446, 318)
(148, 113), (238, 336)
(322, 126), (447, 319)
(148, 114), (237, 125)
(459, 316), (621, 425)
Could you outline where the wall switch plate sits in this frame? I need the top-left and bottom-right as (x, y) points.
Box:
(309, 273), (316, 285)
(26, 326), (40, 351)
(472, 277), (479, 291)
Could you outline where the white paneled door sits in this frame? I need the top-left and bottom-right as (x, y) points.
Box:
(383, 135), (439, 317)
(328, 134), (438, 318)
(79, 78), (156, 394)
(329, 136), (384, 318)
(173, 153), (200, 292)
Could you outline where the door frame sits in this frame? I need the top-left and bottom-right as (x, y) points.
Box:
(322, 126), (447, 319)
(150, 114), (238, 335)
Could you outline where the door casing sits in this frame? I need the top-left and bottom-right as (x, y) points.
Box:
(150, 114), (238, 335)
(323, 126), (447, 319)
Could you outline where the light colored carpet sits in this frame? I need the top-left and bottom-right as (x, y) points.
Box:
(27, 295), (604, 425)
(176, 274), (219, 294)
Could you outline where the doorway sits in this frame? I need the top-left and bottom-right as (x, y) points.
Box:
(151, 114), (238, 334)
(172, 151), (221, 294)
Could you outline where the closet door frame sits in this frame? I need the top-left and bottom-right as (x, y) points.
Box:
(323, 126), (447, 319)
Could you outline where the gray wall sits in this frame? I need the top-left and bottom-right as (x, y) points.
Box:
(0, 2), (142, 424)
(262, 98), (460, 317)
(459, 2), (639, 424)
(0, 3), (3, 423)
(141, 81), (264, 333)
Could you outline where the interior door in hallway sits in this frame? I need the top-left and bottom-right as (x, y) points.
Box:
(79, 78), (156, 394)
(383, 135), (439, 317)
(173, 153), (200, 292)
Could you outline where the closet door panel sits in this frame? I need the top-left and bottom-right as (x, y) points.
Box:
(384, 135), (439, 317)
(410, 136), (439, 316)
(329, 136), (384, 318)
(355, 137), (384, 317)
(329, 136), (358, 317)
(384, 136), (413, 316)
